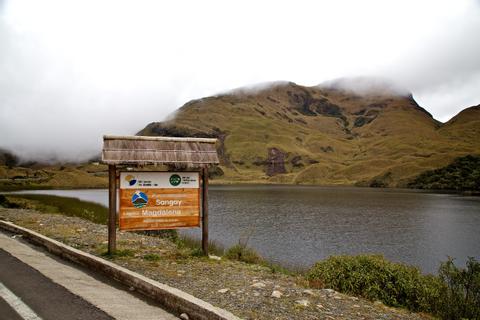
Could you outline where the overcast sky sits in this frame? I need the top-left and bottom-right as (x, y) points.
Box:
(1, 0), (479, 161)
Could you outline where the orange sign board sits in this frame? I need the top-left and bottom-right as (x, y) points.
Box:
(119, 172), (200, 231)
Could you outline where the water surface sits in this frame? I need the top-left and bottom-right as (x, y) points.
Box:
(13, 185), (480, 274)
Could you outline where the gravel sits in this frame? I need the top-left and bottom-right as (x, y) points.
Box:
(0, 208), (432, 320)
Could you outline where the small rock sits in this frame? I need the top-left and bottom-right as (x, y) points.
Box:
(217, 288), (229, 294)
(271, 290), (282, 298)
(129, 286), (135, 291)
(251, 282), (266, 289)
(179, 313), (189, 320)
(177, 270), (186, 274)
(350, 296), (359, 301)
(295, 299), (310, 307)
(303, 289), (316, 296)
(353, 304), (360, 308)
(322, 288), (335, 294)
(373, 300), (383, 306)
(316, 304), (324, 309)
(333, 295), (342, 300)
(209, 255), (221, 261)
(253, 291), (261, 297)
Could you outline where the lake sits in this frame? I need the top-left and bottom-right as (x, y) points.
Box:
(12, 185), (480, 274)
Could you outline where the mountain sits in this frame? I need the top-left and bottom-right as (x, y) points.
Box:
(140, 79), (479, 187)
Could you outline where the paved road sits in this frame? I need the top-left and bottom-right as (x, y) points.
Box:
(0, 232), (178, 320)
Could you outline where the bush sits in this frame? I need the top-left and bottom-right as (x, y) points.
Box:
(306, 255), (443, 312)
(437, 257), (480, 319)
(408, 155), (480, 191)
(225, 244), (263, 264)
(0, 194), (20, 208)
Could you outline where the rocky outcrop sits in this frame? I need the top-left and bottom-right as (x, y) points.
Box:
(266, 148), (287, 176)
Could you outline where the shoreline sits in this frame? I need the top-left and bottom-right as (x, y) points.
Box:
(0, 206), (431, 320)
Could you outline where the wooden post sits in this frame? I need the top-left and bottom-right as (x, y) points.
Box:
(202, 167), (209, 256)
(108, 164), (117, 254)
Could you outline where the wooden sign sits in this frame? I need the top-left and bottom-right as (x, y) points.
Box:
(119, 172), (200, 231)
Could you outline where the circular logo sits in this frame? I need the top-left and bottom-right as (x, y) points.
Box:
(169, 174), (182, 186)
(125, 174), (137, 186)
(131, 191), (148, 208)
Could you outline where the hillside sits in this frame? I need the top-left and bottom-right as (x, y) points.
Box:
(139, 79), (480, 187)
(408, 155), (480, 191)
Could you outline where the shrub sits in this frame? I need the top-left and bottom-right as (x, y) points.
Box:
(306, 255), (443, 312)
(408, 155), (480, 191)
(437, 257), (480, 319)
(0, 194), (20, 208)
(225, 244), (263, 264)
(143, 253), (161, 262)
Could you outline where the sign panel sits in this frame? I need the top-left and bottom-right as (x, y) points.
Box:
(119, 172), (200, 231)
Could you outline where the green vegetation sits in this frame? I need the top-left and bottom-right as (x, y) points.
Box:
(4, 194), (108, 224)
(139, 82), (480, 187)
(306, 254), (480, 319)
(408, 155), (480, 191)
(225, 244), (263, 264)
(101, 249), (135, 259)
(143, 253), (161, 262)
(0, 194), (20, 208)
(174, 235), (225, 257)
(0, 163), (108, 191)
(438, 257), (480, 320)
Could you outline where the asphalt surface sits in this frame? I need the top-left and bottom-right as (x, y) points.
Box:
(0, 292), (24, 320)
(0, 249), (114, 320)
(0, 232), (178, 320)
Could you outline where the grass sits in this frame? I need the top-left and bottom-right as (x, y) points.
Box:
(4, 194), (108, 224)
(174, 235), (225, 257)
(138, 84), (480, 188)
(101, 249), (135, 259)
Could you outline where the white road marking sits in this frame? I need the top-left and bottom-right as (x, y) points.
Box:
(0, 282), (43, 320)
(0, 233), (178, 320)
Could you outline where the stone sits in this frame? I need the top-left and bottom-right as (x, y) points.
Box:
(316, 304), (324, 309)
(295, 299), (310, 307)
(251, 282), (266, 288)
(253, 292), (261, 297)
(353, 304), (360, 308)
(303, 289), (316, 296)
(180, 313), (189, 320)
(209, 255), (222, 261)
(322, 288), (335, 294)
(218, 288), (230, 294)
(271, 290), (282, 298)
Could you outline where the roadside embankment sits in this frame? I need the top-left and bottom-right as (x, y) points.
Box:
(0, 206), (431, 320)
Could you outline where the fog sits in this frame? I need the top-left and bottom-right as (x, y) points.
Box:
(0, 0), (479, 162)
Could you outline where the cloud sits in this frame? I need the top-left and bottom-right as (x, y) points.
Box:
(0, 0), (479, 161)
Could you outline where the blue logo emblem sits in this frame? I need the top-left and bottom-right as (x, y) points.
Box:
(125, 175), (137, 186)
(131, 191), (148, 208)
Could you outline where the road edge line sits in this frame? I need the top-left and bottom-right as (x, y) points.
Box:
(0, 220), (240, 320)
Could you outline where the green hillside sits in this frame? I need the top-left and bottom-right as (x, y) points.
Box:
(139, 80), (480, 187)
(408, 155), (480, 191)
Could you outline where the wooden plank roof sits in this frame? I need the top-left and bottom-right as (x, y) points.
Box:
(102, 135), (219, 167)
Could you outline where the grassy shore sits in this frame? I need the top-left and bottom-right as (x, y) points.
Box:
(1, 194), (478, 319)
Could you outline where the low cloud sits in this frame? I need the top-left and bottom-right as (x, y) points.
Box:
(1, 0), (479, 161)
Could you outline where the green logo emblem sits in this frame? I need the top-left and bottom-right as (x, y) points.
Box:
(169, 174), (181, 186)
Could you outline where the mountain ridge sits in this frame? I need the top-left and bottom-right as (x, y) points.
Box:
(139, 79), (480, 187)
